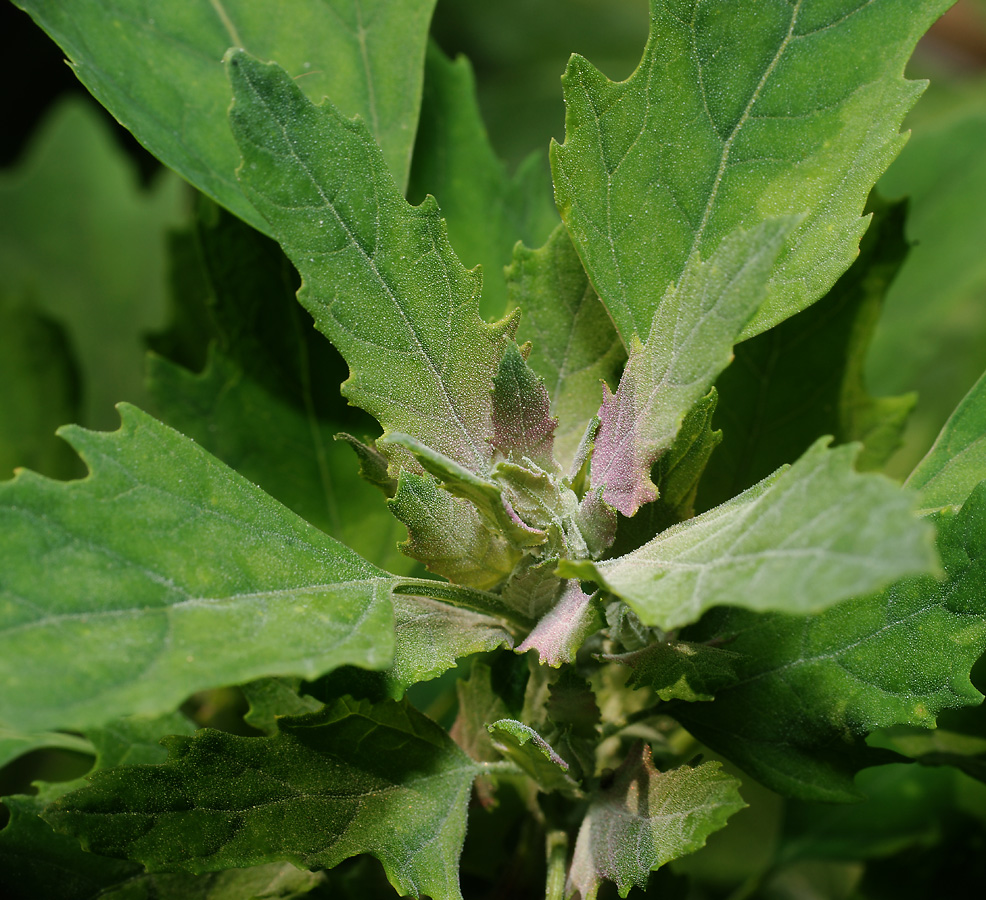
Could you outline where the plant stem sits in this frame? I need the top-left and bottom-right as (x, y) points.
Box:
(545, 828), (569, 900)
(393, 577), (531, 629)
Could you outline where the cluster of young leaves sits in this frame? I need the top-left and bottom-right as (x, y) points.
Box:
(2, 1), (986, 898)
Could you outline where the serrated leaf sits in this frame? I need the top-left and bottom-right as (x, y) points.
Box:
(675, 481), (986, 801)
(551, 0), (950, 344)
(589, 221), (790, 517)
(566, 745), (745, 900)
(566, 439), (937, 631)
(517, 581), (602, 667)
(0, 97), (184, 430)
(507, 225), (626, 469)
(698, 199), (916, 512)
(14, 0), (436, 229)
(606, 640), (739, 703)
(387, 470), (519, 589)
(907, 369), (986, 512)
(0, 405), (395, 733)
(408, 42), (557, 318)
(227, 51), (517, 476)
(46, 699), (481, 900)
(487, 719), (581, 795)
(242, 679), (322, 736)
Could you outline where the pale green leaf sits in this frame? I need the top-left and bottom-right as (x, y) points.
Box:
(227, 50), (517, 476)
(46, 699), (482, 900)
(551, 0), (949, 344)
(698, 198), (915, 511)
(507, 225), (626, 470)
(907, 369), (986, 513)
(487, 719), (581, 795)
(566, 745), (745, 900)
(589, 220), (790, 516)
(676, 481), (986, 801)
(0, 405), (395, 733)
(14, 0), (436, 229)
(0, 97), (184, 430)
(408, 42), (557, 318)
(564, 439), (937, 630)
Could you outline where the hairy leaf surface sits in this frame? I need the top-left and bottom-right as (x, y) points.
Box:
(46, 699), (482, 900)
(566, 440), (936, 630)
(228, 51), (516, 475)
(487, 719), (581, 795)
(907, 369), (986, 513)
(507, 225), (625, 469)
(552, 0), (950, 343)
(0, 405), (395, 732)
(605, 640), (739, 703)
(566, 745), (745, 899)
(13, 0), (436, 230)
(676, 481), (986, 801)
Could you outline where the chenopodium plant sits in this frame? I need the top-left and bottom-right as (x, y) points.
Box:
(3, 1), (986, 898)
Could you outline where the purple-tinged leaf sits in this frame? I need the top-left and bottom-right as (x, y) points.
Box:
(517, 582), (602, 667)
(488, 719), (582, 796)
(590, 221), (791, 516)
(566, 745), (745, 900)
(491, 342), (557, 468)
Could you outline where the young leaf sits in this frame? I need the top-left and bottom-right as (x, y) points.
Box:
(552, 0), (951, 343)
(605, 640), (739, 703)
(907, 369), (986, 513)
(565, 745), (745, 900)
(589, 220), (790, 517)
(46, 699), (483, 900)
(13, 0), (436, 229)
(487, 719), (581, 795)
(0, 405), (395, 733)
(408, 42), (557, 318)
(507, 225), (626, 469)
(516, 581), (602, 668)
(227, 51), (516, 476)
(491, 342), (557, 468)
(698, 199), (915, 511)
(566, 439), (936, 630)
(675, 481), (986, 802)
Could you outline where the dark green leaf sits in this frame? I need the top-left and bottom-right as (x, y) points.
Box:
(605, 640), (739, 703)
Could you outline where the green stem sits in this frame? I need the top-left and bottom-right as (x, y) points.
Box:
(393, 577), (531, 629)
(545, 828), (569, 900)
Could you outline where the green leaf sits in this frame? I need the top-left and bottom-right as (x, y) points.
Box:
(0, 97), (184, 430)
(589, 221), (790, 516)
(408, 42), (557, 318)
(46, 699), (482, 900)
(604, 640), (739, 703)
(675, 481), (986, 801)
(0, 296), (83, 482)
(491, 342), (557, 469)
(907, 369), (986, 513)
(487, 719), (581, 795)
(0, 405), (395, 733)
(0, 712), (194, 900)
(228, 51), (518, 477)
(516, 581), (602, 668)
(241, 679), (323, 736)
(565, 439), (936, 630)
(698, 199), (916, 512)
(14, 0), (437, 230)
(551, 0), (949, 344)
(0, 727), (93, 771)
(507, 225), (626, 470)
(98, 864), (326, 900)
(565, 745), (745, 900)
(450, 661), (513, 764)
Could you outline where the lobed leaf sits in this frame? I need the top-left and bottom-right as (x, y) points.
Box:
(0, 405), (395, 733)
(907, 369), (986, 513)
(565, 439), (937, 630)
(676, 481), (986, 801)
(227, 51), (516, 476)
(566, 745), (745, 899)
(552, 0), (951, 344)
(589, 221), (790, 517)
(46, 699), (482, 900)
(13, 0), (436, 230)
